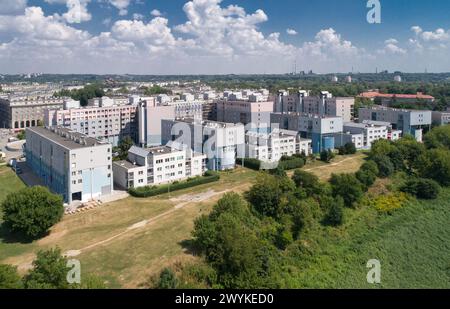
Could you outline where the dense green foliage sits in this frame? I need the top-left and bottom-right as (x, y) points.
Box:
(24, 248), (70, 289)
(112, 136), (134, 161)
(330, 174), (365, 208)
(235, 158), (261, 170)
(2, 186), (64, 239)
(143, 85), (172, 96)
(129, 171), (220, 198)
(0, 264), (23, 289)
(54, 84), (105, 106)
(320, 149), (335, 162)
(157, 268), (178, 289)
(338, 143), (357, 155)
(401, 178), (441, 200)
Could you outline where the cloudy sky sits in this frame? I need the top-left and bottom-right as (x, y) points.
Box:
(0, 0), (450, 74)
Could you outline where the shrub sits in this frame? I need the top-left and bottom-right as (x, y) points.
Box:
(129, 172), (220, 198)
(0, 264), (23, 289)
(372, 155), (395, 177)
(400, 178), (441, 200)
(278, 157), (305, 170)
(360, 160), (379, 176)
(356, 169), (377, 190)
(2, 186), (64, 239)
(338, 143), (357, 155)
(320, 149), (335, 163)
(24, 248), (69, 289)
(368, 192), (409, 214)
(322, 196), (345, 226)
(330, 173), (364, 208)
(157, 268), (178, 289)
(236, 158), (261, 170)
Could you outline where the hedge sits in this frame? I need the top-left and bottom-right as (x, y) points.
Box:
(129, 171), (220, 198)
(278, 157), (305, 170)
(236, 158), (261, 171)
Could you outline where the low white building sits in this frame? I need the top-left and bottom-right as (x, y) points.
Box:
(245, 129), (312, 162)
(113, 145), (206, 189)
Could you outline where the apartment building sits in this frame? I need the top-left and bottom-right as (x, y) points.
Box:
(271, 112), (343, 153)
(25, 126), (113, 204)
(0, 94), (64, 130)
(87, 96), (129, 107)
(161, 118), (245, 171)
(358, 106), (431, 141)
(45, 104), (138, 146)
(275, 90), (355, 122)
(138, 99), (176, 147)
(340, 122), (388, 149)
(216, 98), (274, 131)
(359, 91), (435, 106)
(432, 110), (450, 126)
(245, 129), (312, 162)
(112, 145), (206, 189)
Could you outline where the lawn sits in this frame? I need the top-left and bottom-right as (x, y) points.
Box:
(7, 154), (446, 289)
(0, 166), (259, 287)
(288, 181), (450, 288)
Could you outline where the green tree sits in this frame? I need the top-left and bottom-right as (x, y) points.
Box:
(320, 149), (335, 162)
(401, 178), (440, 200)
(157, 268), (178, 289)
(2, 186), (64, 239)
(24, 248), (69, 289)
(330, 174), (364, 207)
(424, 125), (450, 150)
(245, 173), (294, 218)
(113, 136), (134, 161)
(0, 264), (23, 289)
(418, 149), (450, 186)
(372, 155), (395, 178)
(323, 196), (345, 226)
(291, 170), (322, 197)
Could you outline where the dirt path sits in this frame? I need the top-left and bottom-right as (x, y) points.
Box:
(64, 188), (233, 257)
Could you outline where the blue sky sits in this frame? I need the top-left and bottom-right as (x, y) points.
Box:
(1, 0), (450, 74)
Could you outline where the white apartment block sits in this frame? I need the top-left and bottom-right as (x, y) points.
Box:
(25, 126), (113, 204)
(161, 118), (245, 171)
(343, 122), (389, 149)
(113, 145), (206, 189)
(216, 99), (274, 131)
(275, 90), (355, 122)
(45, 104), (138, 147)
(245, 129), (312, 162)
(87, 96), (129, 107)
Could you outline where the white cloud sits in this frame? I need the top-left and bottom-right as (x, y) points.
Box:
(378, 38), (406, 55)
(286, 28), (297, 35)
(108, 0), (130, 16)
(0, 0), (27, 15)
(150, 9), (162, 17)
(44, 0), (91, 23)
(132, 13), (144, 20)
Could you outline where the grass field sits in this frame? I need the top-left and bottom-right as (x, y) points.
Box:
(290, 178), (450, 288)
(3, 153), (448, 288)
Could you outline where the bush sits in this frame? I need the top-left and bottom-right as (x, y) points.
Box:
(338, 143), (357, 155)
(2, 186), (64, 239)
(400, 178), (441, 200)
(157, 268), (178, 289)
(360, 160), (379, 176)
(278, 157), (305, 170)
(24, 248), (69, 289)
(0, 264), (23, 289)
(236, 158), (261, 170)
(418, 148), (450, 186)
(356, 169), (377, 190)
(129, 172), (220, 198)
(320, 149), (335, 163)
(372, 155), (395, 177)
(368, 192), (409, 214)
(322, 196), (345, 226)
(330, 174), (364, 208)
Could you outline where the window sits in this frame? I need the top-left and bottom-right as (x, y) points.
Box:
(71, 154), (76, 159)
(72, 180), (76, 185)
(71, 163), (76, 169)
(72, 171), (76, 176)
(78, 179), (82, 184)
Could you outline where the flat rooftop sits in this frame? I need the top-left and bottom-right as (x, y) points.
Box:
(27, 126), (108, 150)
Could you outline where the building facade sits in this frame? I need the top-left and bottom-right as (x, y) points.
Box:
(45, 104), (138, 146)
(271, 112), (343, 153)
(0, 95), (64, 130)
(161, 118), (245, 171)
(25, 127), (113, 204)
(112, 145), (206, 189)
(358, 106), (432, 141)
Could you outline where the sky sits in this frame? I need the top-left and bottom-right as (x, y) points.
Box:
(0, 0), (450, 74)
